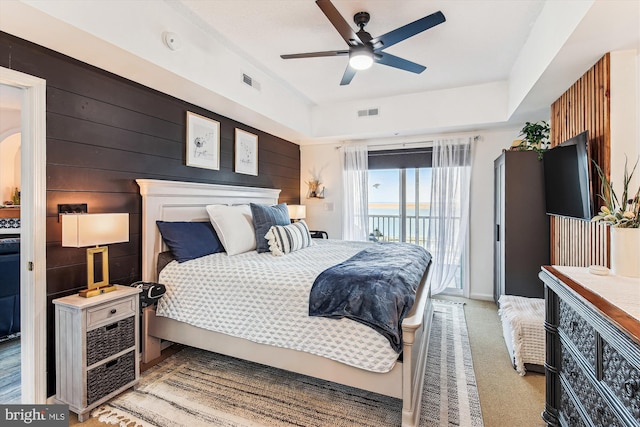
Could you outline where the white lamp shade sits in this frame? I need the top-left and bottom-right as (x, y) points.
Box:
(62, 213), (129, 247)
(287, 205), (306, 220)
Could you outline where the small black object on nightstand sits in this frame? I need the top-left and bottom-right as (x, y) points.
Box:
(130, 281), (166, 309)
(309, 230), (328, 239)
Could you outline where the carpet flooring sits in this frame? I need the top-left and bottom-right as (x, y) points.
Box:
(92, 301), (482, 427)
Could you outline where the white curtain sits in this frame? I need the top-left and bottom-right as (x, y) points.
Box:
(342, 142), (369, 241)
(427, 138), (472, 295)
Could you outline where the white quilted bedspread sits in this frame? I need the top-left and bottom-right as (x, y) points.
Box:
(157, 239), (401, 373)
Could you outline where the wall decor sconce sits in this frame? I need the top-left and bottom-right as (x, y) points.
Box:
(287, 205), (306, 222)
(305, 179), (325, 199)
(61, 213), (129, 297)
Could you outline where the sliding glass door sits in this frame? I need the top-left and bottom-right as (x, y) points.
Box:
(368, 167), (463, 291)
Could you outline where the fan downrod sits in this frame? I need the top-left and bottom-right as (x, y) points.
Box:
(353, 12), (370, 30)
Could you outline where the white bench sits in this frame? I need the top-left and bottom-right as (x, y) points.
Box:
(498, 295), (545, 375)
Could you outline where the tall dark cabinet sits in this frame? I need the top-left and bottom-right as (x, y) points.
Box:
(494, 150), (550, 302)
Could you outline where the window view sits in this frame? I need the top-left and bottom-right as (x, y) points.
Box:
(368, 168), (463, 290)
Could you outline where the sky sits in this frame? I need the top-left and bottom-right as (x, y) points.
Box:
(368, 168), (432, 204)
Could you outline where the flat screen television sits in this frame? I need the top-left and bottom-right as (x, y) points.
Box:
(542, 130), (594, 219)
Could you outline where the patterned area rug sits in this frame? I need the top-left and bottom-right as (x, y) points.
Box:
(93, 301), (483, 427)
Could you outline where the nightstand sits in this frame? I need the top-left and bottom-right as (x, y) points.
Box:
(53, 285), (141, 421)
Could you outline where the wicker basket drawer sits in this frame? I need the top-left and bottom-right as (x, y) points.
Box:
(86, 296), (136, 329)
(86, 316), (135, 366)
(86, 350), (135, 406)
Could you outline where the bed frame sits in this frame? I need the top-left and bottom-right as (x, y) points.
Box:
(136, 178), (433, 427)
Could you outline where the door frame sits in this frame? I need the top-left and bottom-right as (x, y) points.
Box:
(0, 67), (47, 403)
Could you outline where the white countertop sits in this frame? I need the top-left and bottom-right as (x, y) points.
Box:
(554, 265), (640, 322)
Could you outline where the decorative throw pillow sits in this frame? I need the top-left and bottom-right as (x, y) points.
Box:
(205, 204), (256, 256)
(265, 220), (313, 256)
(250, 203), (291, 253)
(156, 221), (224, 262)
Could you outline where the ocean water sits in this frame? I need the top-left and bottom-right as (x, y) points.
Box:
(368, 203), (431, 217)
(368, 203), (432, 242)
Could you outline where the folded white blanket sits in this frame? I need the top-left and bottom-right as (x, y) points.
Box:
(498, 295), (545, 375)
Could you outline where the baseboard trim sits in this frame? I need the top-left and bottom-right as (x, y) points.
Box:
(469, 292), (494, 301)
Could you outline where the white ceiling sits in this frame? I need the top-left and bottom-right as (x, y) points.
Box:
(176, 0), (546, 106)
(0, 0), (638, 143)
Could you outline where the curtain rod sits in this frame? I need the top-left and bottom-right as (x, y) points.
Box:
(335, 135), (480, 150)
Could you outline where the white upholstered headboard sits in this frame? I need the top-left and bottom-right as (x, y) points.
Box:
(136, 179), (281, 281)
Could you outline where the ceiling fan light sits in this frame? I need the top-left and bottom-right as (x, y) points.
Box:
(349, 51), (373, 70)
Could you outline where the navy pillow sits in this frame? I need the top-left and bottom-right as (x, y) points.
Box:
(250, 203), (291, 253)
(156, 221), (224, 262)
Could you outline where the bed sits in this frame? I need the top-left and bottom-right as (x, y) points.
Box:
(137, 179), (433, 427)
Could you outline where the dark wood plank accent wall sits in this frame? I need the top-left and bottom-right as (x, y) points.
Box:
(549, 53), (610, 267)
(0, 32), (300, 395)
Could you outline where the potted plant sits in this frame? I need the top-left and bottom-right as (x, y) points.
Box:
(591, 157), (639, 277)
(512, 121), (550, 159)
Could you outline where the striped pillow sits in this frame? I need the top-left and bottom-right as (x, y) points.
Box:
(265, 220), (313, 256)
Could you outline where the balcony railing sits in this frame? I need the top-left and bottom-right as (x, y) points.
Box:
(368, 214), (440, 248)
(368, 213), (463, 289)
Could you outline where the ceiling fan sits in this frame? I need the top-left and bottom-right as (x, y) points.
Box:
(280, 0), (446, 85)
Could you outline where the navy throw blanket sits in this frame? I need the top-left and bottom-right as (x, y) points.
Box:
(309, 242), (432, 353)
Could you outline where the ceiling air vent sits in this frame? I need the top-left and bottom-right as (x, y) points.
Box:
(242, 73), (261, 91)
(357, 107), (379, 118)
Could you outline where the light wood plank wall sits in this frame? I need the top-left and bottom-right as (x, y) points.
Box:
(549, 53), (610, 267)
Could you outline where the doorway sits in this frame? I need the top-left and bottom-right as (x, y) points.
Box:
(0, 67), (47, 404)
(368, 167), (465, 292)
(0, 83), (22, 403)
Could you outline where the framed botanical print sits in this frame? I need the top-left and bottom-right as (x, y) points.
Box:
(234, 128), (258, 176)
(186, 111), (220, 170)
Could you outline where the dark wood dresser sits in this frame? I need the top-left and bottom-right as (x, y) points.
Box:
(540, 266), (640, 427)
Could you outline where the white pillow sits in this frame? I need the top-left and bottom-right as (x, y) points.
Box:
(205, 204), (256, 256)
(265, 220), (313, 256)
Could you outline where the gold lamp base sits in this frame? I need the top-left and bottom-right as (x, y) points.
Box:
(79, 285), (117, 298)
(80, 245), (114, 298)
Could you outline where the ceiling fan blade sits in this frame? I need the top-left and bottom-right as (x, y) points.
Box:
(371, 11), (445, 51)
(376, 52), (426, 74)
(340, 66), (357, 86)
(316, 0), (362, 46)
(281, 50), (348, 59)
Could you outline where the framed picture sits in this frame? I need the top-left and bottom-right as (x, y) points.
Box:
(186, 111), (220, 170)
(234, 128), (258, 176)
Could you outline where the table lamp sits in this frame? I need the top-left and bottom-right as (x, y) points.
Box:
(62, 213), (129, 297)
(287, 205), (306, 223)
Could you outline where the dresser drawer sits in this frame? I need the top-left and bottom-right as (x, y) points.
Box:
(86, 296), (136, 329)
(560, 380), (588, 427)
(561, 347), (623, 427)
(86, 316), (135, 366)
(559, 299), (596, 372)
(86, 350), (136, 406)
(601, 336), (640, 422)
